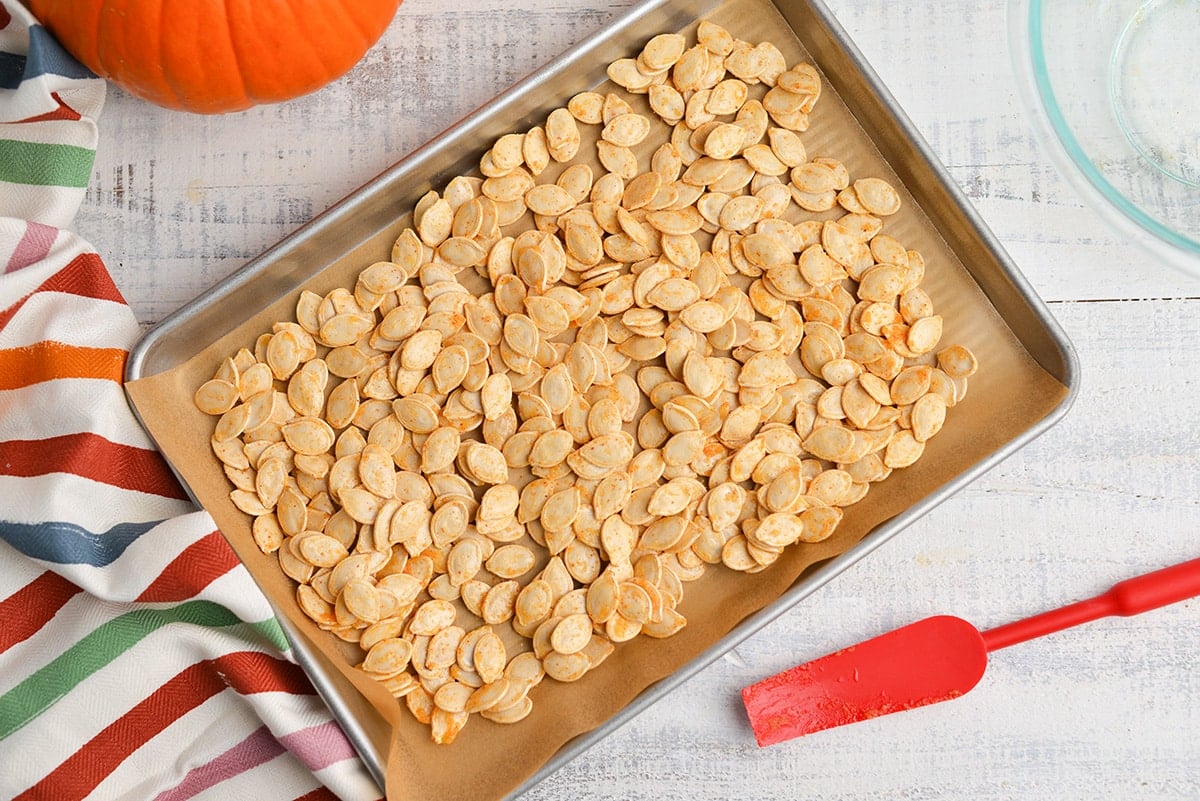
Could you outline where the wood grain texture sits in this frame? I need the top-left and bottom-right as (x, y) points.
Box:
(71, 0), (1200, 798)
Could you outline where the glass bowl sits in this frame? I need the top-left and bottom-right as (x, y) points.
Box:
(1009, 0), (1200, 276)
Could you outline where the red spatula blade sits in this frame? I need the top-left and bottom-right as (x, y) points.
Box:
(741, 615), (988, 746)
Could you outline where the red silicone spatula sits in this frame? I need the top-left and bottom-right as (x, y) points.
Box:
(742, 556), (1200, 747)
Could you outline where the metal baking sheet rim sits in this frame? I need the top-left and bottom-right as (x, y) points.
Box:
(125, 0), (1080, 796)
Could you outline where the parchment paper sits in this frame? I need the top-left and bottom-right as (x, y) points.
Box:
(127, 1), (1070, 799)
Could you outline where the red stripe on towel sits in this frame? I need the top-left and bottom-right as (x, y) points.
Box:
(0, 432), (187, 499)
(136, 531), (240, 602)
(0, 571), (81, 653)
(17, 650), (316, 801)
(0, 251), (125, 330)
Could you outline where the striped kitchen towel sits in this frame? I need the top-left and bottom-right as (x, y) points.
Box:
(0, 4), (381, 800)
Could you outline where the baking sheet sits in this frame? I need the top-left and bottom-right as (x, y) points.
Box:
(125, 0), (1077, 798)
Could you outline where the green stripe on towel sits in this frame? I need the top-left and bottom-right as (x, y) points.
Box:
(0, 600), (287, 739)
(0, 139), (95, 187)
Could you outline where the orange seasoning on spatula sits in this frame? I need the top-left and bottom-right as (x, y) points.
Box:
(742, 557), (1200, 746)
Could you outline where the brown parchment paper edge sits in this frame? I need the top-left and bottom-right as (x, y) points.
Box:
(125, 1), (1070, 798)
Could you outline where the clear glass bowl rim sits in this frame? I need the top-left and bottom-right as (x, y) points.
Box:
(1009, 0), (1200, 273)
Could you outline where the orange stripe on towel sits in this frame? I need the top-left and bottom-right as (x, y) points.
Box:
(0, 341), (125, 390)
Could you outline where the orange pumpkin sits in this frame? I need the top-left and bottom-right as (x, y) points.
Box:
(26, 0), (403, 114)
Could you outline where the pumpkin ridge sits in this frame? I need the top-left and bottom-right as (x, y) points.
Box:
(209, 0), (250, 111)
(226, 0), (327, 105)
(275, 0), (352, 82)
(221, 0), (262, 107)
(333, 1), (376, 42)
(102, 0), (183, 110)
(152, 0), (185, 110)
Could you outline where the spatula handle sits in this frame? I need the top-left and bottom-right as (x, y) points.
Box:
(981, 556), (1200, 652)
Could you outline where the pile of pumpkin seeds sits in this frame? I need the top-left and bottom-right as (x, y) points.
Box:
(193, 20), (979, 745)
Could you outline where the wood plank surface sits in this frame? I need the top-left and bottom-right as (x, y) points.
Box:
(72, 0), (1200, 798)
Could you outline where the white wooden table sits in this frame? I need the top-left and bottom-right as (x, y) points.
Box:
(77, 1), (1200, 798)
